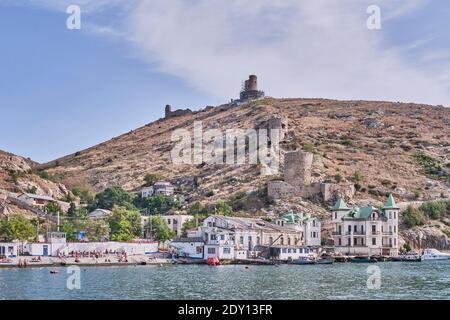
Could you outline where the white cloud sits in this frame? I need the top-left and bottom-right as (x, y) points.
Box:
(123, 0), (449, 105)
(3, 0), (449, 106)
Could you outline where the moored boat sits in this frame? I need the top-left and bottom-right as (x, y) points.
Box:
(421, 248), (450, 261)
(287, 256), (316, 265)
(316, 258), (334, 265)
(350, 256), (377, 263)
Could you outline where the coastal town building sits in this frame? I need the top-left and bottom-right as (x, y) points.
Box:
(0, 242), (18, 258)
(273, 212), (321, 246)
(88, 209), (111, 219)
(18, 193), (55, 207)
(170, 237), (204, 259)
(330, 194), (400, 256)
(175, 215), (317, 261)
(140, 181), (175, 198)
(141, 214), (194, 238)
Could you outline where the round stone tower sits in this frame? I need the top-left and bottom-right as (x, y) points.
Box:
(284, 151), (313, 187)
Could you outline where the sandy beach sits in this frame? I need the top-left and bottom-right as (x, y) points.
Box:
(0, 254), (172, 269)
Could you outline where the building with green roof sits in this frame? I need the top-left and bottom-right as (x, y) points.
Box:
(330, 194), (400, 257)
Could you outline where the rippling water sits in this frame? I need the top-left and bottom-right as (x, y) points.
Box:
(0, 261), (449, 300)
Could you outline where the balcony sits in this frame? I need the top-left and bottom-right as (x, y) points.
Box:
(371, 231), (380, 235)
(353, 231), (366, 236)
(382, 232), (394, 236)
(332, 231), (342, 236)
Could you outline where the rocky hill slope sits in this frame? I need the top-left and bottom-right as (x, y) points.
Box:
(42, 98), (449, 205)
(0, 150), (69, 200)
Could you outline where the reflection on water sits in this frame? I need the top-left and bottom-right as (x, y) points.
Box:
(0, 261), (449, 300)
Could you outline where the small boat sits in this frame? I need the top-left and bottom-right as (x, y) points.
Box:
(207, 257), (220, 266)
(316, 258), (334, 265)
(287, 256), (316, 265)
(421, 248), (450, 261)
(392, 251), (421, 262)
(350, 256), (377, 263)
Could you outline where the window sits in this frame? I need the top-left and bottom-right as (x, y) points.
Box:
(196, 246), (203, 254)
(338, 238), (342, 246)
(335, 212), (337, 219)
(372, 238), (376, 246)
(372, 225), (376, 233)
(354, 238), (357, 245)
(239, 236), (244, 244)
(354, 225), (357, 232)
(287, 238), (291, 246)
(167, 219), (171, 225)
(348, 225), (352, 233)
(394, 238), (397, 246)
(207, 247), (216, 254)
(223, 248), (231, 254)
(347, 238), (351, 246)
(394, 226), (397, 234)
(288, 249), (292, 253)
(389, 212), (392, 219)
(248, 236), (252, 243)
(280, 238), (284, 245)
(394, 212), (397, 219)
(361, 225), (364, 233)
(210, 234), (217, 241)
(220, 235), (225, 240)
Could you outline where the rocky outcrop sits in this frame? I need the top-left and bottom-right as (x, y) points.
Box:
(400, 225), (450, 251)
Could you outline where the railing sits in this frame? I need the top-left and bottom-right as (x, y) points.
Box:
(371, 231), (380, 235)
(332, 232), (342, 235)
(353, 231), (366, 235)
(382, 231), (394, 235)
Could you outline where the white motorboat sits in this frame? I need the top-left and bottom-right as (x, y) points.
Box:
(421, 248), (450, 261)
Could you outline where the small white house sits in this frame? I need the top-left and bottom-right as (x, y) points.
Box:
(0, 242), (19, 258)
(153, 181), (175, 196)
(269, 246), (315, 261)
(141, 187), (154, 198)
(170, 238), (204, 259)
(88, 209), (112, 219)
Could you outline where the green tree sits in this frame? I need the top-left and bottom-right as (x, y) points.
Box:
(188, 202), (209, 215)
(0, 216), (36, 241)
(419, 201), (447, 220)
(215, 200), (233, 216)
(144, 173), (163, 186)
(95, 186), (134, 210)
(181, 216), (205, 237)
(402, 205), (425, 228)
(72, 187), (96, 207)
(45, 201), (62, 215)
(108, 207), (142, 241)
(148, 216), (175, 242)
(145, 195), (179, 215)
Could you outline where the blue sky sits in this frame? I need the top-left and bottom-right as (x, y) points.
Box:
(0, 1), (449, 163)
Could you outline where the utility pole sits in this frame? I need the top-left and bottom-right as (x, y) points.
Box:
(57, 210), (60, 232)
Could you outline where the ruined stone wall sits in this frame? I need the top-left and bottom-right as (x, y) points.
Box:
(284, 151), (313, 187)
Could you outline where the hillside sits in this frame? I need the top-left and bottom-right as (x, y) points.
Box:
(0, 150), (69, 200)
(42, 98), (449, 207)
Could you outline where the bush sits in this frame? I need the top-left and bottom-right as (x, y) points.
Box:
(353, 171), (364, 182)
(402, 205), (425, 228)
(144, 173), (163, 186)
(419, 200), (448, 220)
(95, 186), (134, 210)
(0, 216), (36, 241)
(303, 143), (317, 154)
(413, 152), (448, 181)
(334, 174), (343, 183)
(108, 207), (142, 241)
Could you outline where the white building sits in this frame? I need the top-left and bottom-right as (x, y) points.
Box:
(0, 242), (19, 258)
(170, 237), (204, 259)
(195, 215), (308, 260)
(141, 214), (194, 238)
(273, 212), (321, 247)
(141, 182), (175, 198)
(330, 194), (400, 256)
(141, 186), (154, 198)
(88, 209), (111, 219)
(269, 246), (315, 261)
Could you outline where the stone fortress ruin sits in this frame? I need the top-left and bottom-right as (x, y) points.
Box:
(268, 150), (355, 203)
(239, 75), (265, 102)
